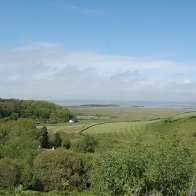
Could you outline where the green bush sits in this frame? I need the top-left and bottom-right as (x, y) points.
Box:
(76, 135), (98, 153)
(2, 136), (38, 160)
(62, 138), (71, 149)
(144, 135), (194, 195)
(0, 119), (39, 161)
(33, 148), (84, 191)
(0, 119), (39, 190)
(0, 159), (20, 189)
(20, 162), (35, 190)
(0, 118), (37, 141)
(90, 136), (194, 195)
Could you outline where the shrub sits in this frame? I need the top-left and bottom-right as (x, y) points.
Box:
(0, 159), (20, 189)
(144, 135), (194, 195)
(76, 135), (98, 153)
(62, 138), (71, 149)
(90, 136), (194, 195)
(2, 136), (38, 159)
(20, 162), (35, 190)
(90, 138), (147, 195)
(33, 148), (84, 191)
(0, 118), (37, 141)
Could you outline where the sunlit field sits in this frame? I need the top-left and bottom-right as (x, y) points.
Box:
(41, 107), (196, 148)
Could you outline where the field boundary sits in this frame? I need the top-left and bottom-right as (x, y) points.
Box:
(79, 121), (110, 135)
(79, 118), (164, 136)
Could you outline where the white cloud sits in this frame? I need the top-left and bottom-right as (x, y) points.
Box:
(59, 4), (103, 16)
(183, 79), (191, 84)
(0, 42), (196, 101)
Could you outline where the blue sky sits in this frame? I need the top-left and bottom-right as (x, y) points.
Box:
(0, 0), (196, 101)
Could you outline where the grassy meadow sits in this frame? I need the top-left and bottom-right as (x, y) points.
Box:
(42, 106), (196, 148)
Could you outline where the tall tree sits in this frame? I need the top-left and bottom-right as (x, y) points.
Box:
(39, 126), (48, 148)
(54, 132), (62, 148)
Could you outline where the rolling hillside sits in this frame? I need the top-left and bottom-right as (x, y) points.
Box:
(83, 111), (196, 145)
(45, 107), (196, 148)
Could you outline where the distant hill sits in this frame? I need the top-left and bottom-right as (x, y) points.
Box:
(0, 98), (74, 123)
(79, 104), (119, 107)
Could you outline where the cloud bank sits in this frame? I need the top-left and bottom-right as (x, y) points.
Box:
(0, 42), (196, 101)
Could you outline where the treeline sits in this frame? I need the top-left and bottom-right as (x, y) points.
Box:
(0, 98), (76, 123)
(0, 118), (194, 195)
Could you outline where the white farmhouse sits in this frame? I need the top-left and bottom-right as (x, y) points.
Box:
(69, 119), (74, 123)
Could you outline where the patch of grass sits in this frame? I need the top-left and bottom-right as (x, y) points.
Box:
(84, 121), (149, 140)
(68, 106), (182, 122)
(168, 111), (196, 121)
(38, 123), (94, 144)
(83, 112), (196, 147)
(37, 107), (196, 148)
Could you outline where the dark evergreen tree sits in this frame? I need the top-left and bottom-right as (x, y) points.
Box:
(62, 138), (71, 149)
(39, 126), (48, 148)
(54, 132), (62, 148)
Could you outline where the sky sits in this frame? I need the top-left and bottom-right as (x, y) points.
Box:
(0, 0), (196, 102)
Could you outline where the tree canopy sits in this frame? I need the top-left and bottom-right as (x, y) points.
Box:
(0, 98), (74, 123)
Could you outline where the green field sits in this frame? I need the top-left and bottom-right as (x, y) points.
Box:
(42, 107), (196, 147)
(37, 123), (92, 144)
(84, 111), (196, 145)
(69, 106), (182, 122)
(84, 121), (149, 140)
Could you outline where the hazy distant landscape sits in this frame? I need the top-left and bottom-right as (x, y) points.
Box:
(53, 99), (196, 109)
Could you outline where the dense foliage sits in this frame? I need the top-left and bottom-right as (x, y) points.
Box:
(62, 138), (71, 149)
(38, 126), (49, 148)
(76, 135), (98, 153)
(34, 148), (85, 192)
(0, 159), (20, 189)
(90, 136), (194, 195)
(54, 132), (62, 148)
(0, 118), (39, 159)
(0, 119), (39, 190)
(0, 98), (74, 123)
